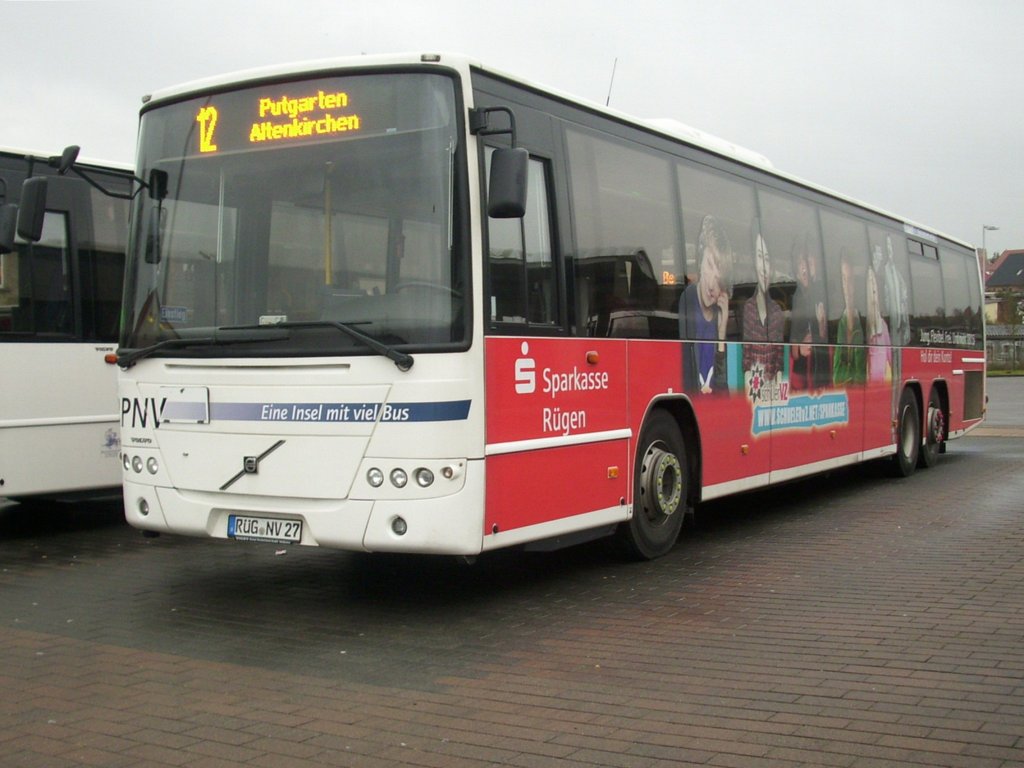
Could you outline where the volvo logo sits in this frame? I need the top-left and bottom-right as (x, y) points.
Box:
(220, 440), (285, 490)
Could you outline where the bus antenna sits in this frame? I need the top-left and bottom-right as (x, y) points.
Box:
(605, 58), (618, 107)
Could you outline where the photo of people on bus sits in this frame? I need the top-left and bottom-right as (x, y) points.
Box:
(679, 214), (732, 394)
(741, 231), (784, 382)
(788, 234), (830, 390)
(832, 247), (866, 386)
(866, 258), (892, 383)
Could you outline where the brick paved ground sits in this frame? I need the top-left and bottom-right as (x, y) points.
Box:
(1, 380), (1022, 767)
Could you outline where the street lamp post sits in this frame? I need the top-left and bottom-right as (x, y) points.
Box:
(982, 224), (999, 259)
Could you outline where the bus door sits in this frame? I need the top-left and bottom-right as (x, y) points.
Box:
(477, 98), (631, 544)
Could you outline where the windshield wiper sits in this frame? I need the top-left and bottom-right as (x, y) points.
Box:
(276, 320), (414, 371)
(115, 327), (290, 369)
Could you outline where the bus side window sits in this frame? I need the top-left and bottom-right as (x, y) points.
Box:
(908, 241), (944, 342)
(80, 190), (128, 341)
(0, 211), (73, 336)
(676, 162), (758, 343)
(486, 150), (556, 328)
(566, 128), (679, 339)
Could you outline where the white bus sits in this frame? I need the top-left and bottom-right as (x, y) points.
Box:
(0, 149), (132, 501)
(56, 53), (982, 557)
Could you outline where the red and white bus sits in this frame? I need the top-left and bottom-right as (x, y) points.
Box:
(93, 53), (983, 558)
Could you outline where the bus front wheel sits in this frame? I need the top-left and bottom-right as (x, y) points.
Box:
(618, 411), (688, 560)
(892, 389), (920, 478)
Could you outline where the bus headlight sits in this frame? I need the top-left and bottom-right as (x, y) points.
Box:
(146, 457), (159, 475)
(414, 468), (434, 488)
(367, 468), (384, 488)
(390, 468), (408, 488)
(131, 456), (144, 474)
(123, 454), (131, 471)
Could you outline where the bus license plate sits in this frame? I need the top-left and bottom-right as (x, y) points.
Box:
(227, 515), (302, 544)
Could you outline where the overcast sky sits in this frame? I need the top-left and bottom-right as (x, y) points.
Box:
(4, 0), (1021, 254)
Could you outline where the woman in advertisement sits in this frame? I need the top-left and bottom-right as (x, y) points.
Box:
(679, 215), (733, 394)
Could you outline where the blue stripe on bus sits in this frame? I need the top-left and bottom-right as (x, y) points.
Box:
(188, 400), (473, 424)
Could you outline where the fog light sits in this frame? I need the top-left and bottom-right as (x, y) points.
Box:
(138, 498), (150, 516)
(414, 468), (434, 488)
(391, 516), (408, 535)
(146, 457), (159, 475)
(122, 454), (131, 471)
(367, 467), (384, 488)
(131, 456), (144, 473)
(390, 468), (408, 488)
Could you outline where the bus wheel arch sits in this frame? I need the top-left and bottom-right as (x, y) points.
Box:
(618, 403), (696, 560)
(892, 385), (921, 477)
(919, 383), (948, 468)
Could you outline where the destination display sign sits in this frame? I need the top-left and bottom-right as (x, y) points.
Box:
(158, 72), (454, 157)
(195, 87), (363, 154)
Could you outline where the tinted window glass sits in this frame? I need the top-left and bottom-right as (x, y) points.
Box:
(820, 210), (869, 385)
(867, 227), (911, 346)
(676, 163), (757, 343)
(487, 151), (555, 327)
(908, 241), (944, 343)
(940, 248), (971, 330)
(567, 128), (678, 338)
(0, 212), (72, 335)
(758, 189), (830, 390)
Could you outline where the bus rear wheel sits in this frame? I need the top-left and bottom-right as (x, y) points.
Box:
(918, 388), (945, 468)
(618, 411), (687, 560)
(892, 388), (920, 478)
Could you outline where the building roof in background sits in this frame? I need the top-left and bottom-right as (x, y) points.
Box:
(987, 250), (1024, 288)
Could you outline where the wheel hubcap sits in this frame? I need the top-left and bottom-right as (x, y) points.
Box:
(928, 406), (945, 444)
(640, 444), (682, 524)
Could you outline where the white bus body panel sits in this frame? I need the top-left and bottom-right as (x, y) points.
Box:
(0, 343), (121, 498)
(119, 353), (487, 554)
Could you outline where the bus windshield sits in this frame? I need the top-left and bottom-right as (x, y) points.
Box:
(122, 72), (466, 358)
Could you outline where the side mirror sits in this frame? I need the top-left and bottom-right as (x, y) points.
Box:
(0, 204), (17, 254)
(148, 169), (168, 200)
(55, 145), (80, 175)
(16, 176), (48, 242)
(488, 147), (528, 219)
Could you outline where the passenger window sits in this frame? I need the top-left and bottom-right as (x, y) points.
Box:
(940, 248), (972, 332)
(80, 189), (128, 341)
(908, 241), (944, 343)
(757, 188), (825, 388)
(820, 210), (870, 386)
(486, 150), (556, 327)
(677, 163), (757, 343)
(0, 211), (72, 335)
(867, 227), (911, 346)
(566, 128), (678, 339)
(819, 211), (870, 343)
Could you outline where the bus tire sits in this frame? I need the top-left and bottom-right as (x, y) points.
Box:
(892, 388), (920, 478)
(918, 388), (945, 469)
(618, 411), (687, 560)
